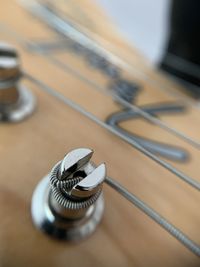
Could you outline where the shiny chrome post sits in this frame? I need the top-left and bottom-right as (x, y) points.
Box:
(0, 42), (35, 122)
(31, 148), (106, 241)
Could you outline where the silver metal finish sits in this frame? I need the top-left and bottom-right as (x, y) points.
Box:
(0, 42), (35, 122)
(59, 148), (93, 180)
(71, 164), (106, 199)
(31, 148), (106, 241)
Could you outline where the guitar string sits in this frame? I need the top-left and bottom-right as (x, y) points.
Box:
(1, 5), (200, 258)
(1, 24), (200, 190)
(106, 176), (200, 257)
(20, 6), (200, 151)
(23, 0), (200, 110)
(45, 55), (200, 150)
(24, 72), (200, 192)
(0, 21), (199, 258)
(6, 3), (200, 257)
(24, 72), (200, 257)
(1, 23), (200, 152)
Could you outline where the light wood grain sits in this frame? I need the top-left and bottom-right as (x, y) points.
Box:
(0, 1), (200, 267)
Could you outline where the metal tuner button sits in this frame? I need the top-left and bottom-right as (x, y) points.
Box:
(0, 42), (36, 122)
(31, 148), (106, 241)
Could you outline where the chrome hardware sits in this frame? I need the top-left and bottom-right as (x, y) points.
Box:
(0, 42), (35, 122)
(31, 148), (106, 241)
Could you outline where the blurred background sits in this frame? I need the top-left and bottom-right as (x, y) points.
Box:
(97, 0), (200, 97)
(97, 0), (169, 64)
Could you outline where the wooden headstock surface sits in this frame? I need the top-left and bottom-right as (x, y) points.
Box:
(0, 1), (200, 266)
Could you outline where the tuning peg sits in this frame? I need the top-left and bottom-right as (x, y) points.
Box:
(70, 163), (106, 199)
(0, 42), (36, 122)
(31, 148), (106, 241)
(59, 148), (94, 180)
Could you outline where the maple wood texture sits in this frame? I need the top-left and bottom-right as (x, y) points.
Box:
(0, 1), (200, 267)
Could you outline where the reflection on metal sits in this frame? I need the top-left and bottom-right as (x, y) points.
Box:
(0, 42), (36, 122)
(31, 148), (106, 241)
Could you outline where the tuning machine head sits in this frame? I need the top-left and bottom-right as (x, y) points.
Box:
(31, 148), (106, 241)
(0, 42), (36, 122)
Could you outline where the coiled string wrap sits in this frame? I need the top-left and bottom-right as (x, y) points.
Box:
(49, 161), (102, 210)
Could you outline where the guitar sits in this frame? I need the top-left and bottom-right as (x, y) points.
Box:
(0, 1), (200, 266)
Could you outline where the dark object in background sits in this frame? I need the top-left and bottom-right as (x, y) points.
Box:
(160, 0), (200, 98)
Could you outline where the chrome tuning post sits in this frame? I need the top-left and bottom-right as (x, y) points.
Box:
(0, 42), (36, 122)
(31, 148), (106, 241)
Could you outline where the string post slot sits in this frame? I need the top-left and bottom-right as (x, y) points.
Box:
(31, 148), (106, 241)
